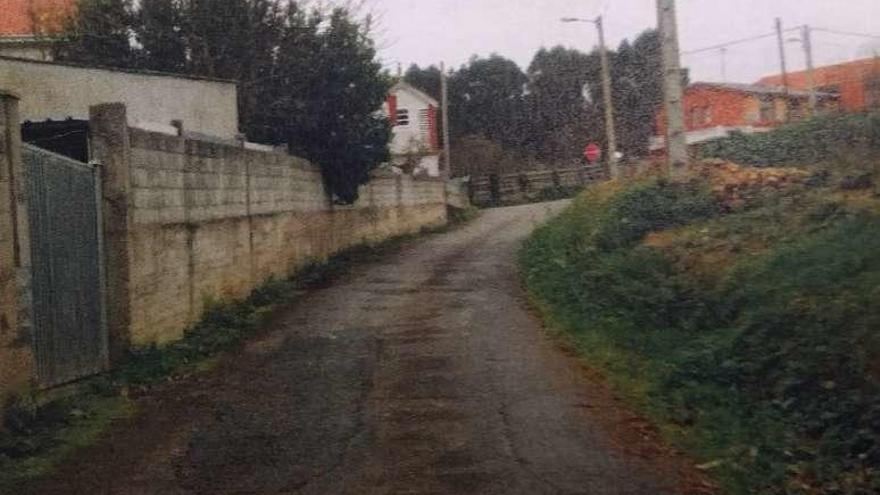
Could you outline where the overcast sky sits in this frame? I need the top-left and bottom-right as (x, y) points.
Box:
(373, 0), (880, 83)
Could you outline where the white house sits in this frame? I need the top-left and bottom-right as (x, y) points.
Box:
(384, 81), (442, 177)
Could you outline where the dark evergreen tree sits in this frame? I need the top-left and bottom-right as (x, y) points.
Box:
(448, 55), (528, 148)
(526, 46), (601, 161)
(58, 0), (390, 204)
(404, 64), (442, 101)
(55, 0), (135, 67)
(135, 0), (187, 72)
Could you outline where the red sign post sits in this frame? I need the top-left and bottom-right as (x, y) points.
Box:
(584, 143), (602, 164)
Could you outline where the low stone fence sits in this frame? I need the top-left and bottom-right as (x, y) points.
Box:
(469, 166), (606, 206)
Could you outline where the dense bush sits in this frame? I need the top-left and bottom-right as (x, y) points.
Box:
(521, 179), (880, 494)
(700, 112), (880, 166)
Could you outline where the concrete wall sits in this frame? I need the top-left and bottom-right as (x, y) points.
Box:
(91, 103), (447, 347)
(0, 92), (34, 408)
(0, 56), (239, 139)
(0, 40), (54, 62)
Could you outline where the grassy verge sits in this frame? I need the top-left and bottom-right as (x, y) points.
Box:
(0, 211), (476, 488)
(520, 175), (880, 494)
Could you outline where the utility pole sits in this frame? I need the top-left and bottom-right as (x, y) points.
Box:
(561, 15), (617, 177)
(657, 0), (688, 177)
(802, 24), (818, 115)
(720, 47), (727, 82)
(595, 16), (618, 178)
(775, 18), (790, 93)
(440, 62), (452, 179)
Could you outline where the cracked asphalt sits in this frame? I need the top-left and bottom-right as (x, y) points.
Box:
(25, 201), (692, 495)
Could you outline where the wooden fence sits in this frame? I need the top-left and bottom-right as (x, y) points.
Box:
(468, 166), (606, 206)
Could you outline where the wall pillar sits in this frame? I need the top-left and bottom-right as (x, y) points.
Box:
(0, 90), (34, 410)
(89, 103), (133, 362)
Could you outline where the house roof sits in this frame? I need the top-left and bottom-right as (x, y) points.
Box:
(690, 81), (838, 99)
(391, 81), (439, 107)
(0, 0), (76, 37)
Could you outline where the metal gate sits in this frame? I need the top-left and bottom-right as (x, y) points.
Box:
(23, 143), (107, 386)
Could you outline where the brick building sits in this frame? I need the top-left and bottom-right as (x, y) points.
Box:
(757, 57), (880, 113)
(652, 82), (838, 151)
(0, 0), (76, 61)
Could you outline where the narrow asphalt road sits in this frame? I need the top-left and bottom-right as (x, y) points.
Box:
(27, 201), (694, 495)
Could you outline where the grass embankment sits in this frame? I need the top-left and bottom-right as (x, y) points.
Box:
(0, 209), (477, 488)
(521, 173), (880, 494)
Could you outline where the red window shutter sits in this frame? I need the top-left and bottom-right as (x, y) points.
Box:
(388, 94), (398, 126)
(428, 104), (439, 151)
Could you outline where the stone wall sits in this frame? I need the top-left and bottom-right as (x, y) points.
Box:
(0, 92), (34, 407)
(91, 103), (447, 347)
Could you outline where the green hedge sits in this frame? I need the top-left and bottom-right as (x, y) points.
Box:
(700, 112), (880, 166)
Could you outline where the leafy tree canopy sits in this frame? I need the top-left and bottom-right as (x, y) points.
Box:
(58, 0), (390, 203)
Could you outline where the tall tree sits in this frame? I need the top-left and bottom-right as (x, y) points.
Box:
(55, 0), (135, 67)
(526, 46), (601, 161)
(610, 31), (664, 157)
(135, 0), (187, 72)
(404, 64), (442, 101)
(449, 55), (528, 148)
(58, 0), (390, 203)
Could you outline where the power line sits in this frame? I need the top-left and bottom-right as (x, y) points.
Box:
(682, 28), (800, 56)
(812, 27), (880, 41)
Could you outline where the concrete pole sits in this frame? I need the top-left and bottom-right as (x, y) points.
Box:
(595, 16), (618, 178)
(775, 18), (790, 93)
(440, 62), (452, 179)
(657, 0), (689, 177)
(802, 24), (818, 115)
(776, 18), (791, 120)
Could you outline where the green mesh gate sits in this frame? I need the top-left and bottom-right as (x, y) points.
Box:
(23, 143), (107, 386)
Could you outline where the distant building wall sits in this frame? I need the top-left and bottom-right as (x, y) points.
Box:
(758, 57), (880, 112)
(0, 40), (54, 61)
(0, 56), (240, 139)
(654, 84), (833, 139)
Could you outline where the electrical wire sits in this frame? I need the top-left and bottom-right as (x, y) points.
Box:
(682, 27), (801, 56)
(812, 27), (880, 41)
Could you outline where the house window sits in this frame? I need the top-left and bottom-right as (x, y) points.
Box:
(759, 97), (776, 122)
(818, 84), (841, 96)
(396, 109), (410, 126)
(865, 74), (880, 109)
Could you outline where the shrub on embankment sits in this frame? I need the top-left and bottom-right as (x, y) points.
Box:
(699, 112), (880, 167)
(521, 174), (880, 494)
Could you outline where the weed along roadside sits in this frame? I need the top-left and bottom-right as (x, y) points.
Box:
(0, 213), (476, 489)
(520, 164), (880, 494)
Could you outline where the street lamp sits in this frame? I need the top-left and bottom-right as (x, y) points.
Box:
(561, 15), (618, 176)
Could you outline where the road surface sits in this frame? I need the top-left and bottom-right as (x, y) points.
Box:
(27, 202), (702, 495)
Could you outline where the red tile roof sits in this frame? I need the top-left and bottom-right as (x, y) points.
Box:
(0, 0), (76, 37)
